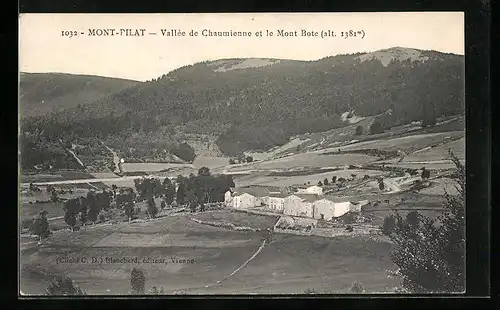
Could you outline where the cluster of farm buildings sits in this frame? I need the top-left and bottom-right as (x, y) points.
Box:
(224, 185), (368, 221)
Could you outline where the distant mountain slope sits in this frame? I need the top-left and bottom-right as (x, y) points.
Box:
(19, 72), (140, 117)
(20, 47), (465, 165)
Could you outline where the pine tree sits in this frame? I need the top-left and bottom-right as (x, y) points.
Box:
(130, 268), (145, 295)
(387, 150), (465, 293)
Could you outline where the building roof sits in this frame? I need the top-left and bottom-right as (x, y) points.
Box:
(267, 193), (288, 198)
(322, 194), (351, 203)
(232, 192), (256, 197)
(287, 193), (319, 202)
(234, 186), (286, 198)
(307, 185), (322, 189)
(296, 185), (323, 190)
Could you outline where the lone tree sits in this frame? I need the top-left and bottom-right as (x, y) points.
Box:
(50, 189), (59, 203)
(198, 166), (211, 177)
(31, 211), (50, 242)
(369, 119), (384, 135)
(381, 213), (397, 236)
(86, 191), (101, 224)
(421, 167), (431, 179)
(78, 197), (88, 226)
(378, 178), (385, 191)
(405, 211), (420, 229)
(331, 176), (337, 183)
(387, 150), (465, 293)
(45, 276), (85, 295)
(350, 281), (365, 293)
(176, 176), (186, 205)
(111, 184), (118, 197)
(146, 197), (158, 219)
(355, 125), (364, 136)
(124, 201), (135, 224)
(163, 178), (176, 205)
(46, 185), (55, 194)
(130, 268), (146, 295)
(323, 178), (329, 186)
(63, 198), (81, 231)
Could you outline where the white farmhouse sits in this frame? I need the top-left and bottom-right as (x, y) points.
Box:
(312, 199), (353, 220)
(297, 185), (323, 196)
(283, 194), (317, 218)
(266, 194), (287, 213)
(232, 192), (258, 210)
(312, 198), (364, 220)
(312, 198), (337, 220)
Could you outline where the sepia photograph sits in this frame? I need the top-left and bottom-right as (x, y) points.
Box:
(19, 13), (465, 295)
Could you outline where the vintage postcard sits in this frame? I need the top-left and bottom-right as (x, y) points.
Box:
(19, 13), (465, 295)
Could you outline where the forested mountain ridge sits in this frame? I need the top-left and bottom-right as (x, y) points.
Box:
(19, 72), (140, 118)
(20, 47), (464, 169)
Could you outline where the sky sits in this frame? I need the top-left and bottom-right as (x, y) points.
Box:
(19, 13), (464, 82)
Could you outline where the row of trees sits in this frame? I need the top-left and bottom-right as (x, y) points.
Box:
(33, 167), (234, 234)
(175, 167), (235, 210)
(229, 155), (253, 165)
(316, 175), (356, 187)
(63, 190), (113, 230)
(132, 167), (235, 214)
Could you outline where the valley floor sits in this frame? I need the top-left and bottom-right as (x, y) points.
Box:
(19, 121), (464, 295)
(20, 214), (398, 295)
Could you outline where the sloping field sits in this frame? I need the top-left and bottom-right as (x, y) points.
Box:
(402, 137), (465, 162)
(361, 193), (446, 227)
(389, 161), (463, 170)
(20, 171), (97, 183)
(210, 234), (398, 294)
(20, 174), (66, 183)
(20, 214), (399, 295)
(20, 202), (66, 222)
(192, 211), (279, 230)
(245, 137), (311, 161)
(122, 163), (193, 173)
(90, 172), (119, 179)
(419, 178), (460, 196)
(234, 169), (385, 188)
(226, 153), (378, 173)
(20, 216), (266, 295)
(101, 178), (137, 189)
(338, 131), (464, 153)
(192, 156), (230, 169)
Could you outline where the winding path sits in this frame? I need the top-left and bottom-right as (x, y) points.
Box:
(67, 149), (86, 169)
(99, 140), (121, 174)
(204, 239), (267, 289)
